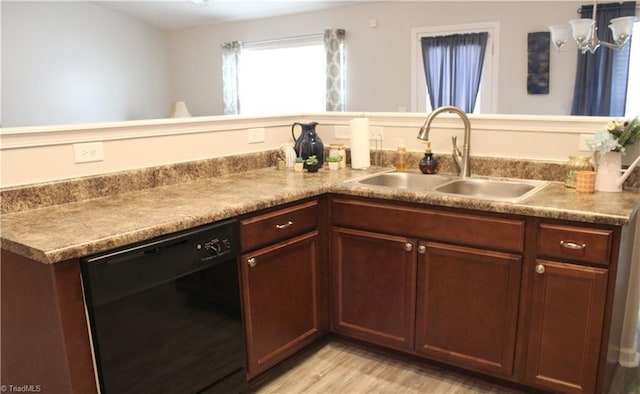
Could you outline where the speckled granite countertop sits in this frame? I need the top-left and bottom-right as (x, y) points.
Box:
(2, 166), (639, 264)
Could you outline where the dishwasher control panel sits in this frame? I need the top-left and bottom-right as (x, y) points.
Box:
(198, 237), (233, 259)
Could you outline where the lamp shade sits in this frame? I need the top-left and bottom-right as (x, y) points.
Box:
(549, 24), (571, 48)
(167, 101), (192, 118)
(569, 19), (595, 45)
(609, 16), (638, 44)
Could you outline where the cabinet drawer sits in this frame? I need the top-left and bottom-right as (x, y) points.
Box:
(240, 200), (318, 252)
(537, 223), (613, 265)
(332, 198), (525, 252)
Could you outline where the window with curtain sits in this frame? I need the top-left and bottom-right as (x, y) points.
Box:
(625, 21), (640, 117)
(421, 32), (489, 113)
(221, 30), (346, 115)
(571, 1), (636, 116)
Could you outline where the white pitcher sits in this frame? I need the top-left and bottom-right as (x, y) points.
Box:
(595, 151), (640, 192)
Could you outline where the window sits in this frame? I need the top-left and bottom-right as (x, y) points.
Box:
(411, 22), (499, 114)
(238, 36), (326, 115)
(625, 21), (640, 118)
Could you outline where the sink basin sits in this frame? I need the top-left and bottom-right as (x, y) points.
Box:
(349, 172), (453, 190)
(434, 178), (547, 203)
(345, 172), (547, 203)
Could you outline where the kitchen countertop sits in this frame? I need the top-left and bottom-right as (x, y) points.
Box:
(1, 166), (639, 264)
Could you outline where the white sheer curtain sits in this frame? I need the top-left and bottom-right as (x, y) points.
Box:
(324, 29), (346, 112)
(221, 41), (242, 115)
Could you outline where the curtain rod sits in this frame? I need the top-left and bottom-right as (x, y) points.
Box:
(244, 33), (323, 47)
(577, 2), (640, 14)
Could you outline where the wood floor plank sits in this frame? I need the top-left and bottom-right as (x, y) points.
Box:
(253, 339), (640, 394)
(254, 341), (525, 394)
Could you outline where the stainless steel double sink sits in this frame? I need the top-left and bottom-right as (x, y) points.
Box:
(345, 172), (548, 203)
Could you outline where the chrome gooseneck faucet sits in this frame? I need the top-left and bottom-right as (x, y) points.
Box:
(416, 105), (471, 178)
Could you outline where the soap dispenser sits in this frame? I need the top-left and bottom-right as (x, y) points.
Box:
(419, 141), (439, 174)
(395, 140), (408, 172)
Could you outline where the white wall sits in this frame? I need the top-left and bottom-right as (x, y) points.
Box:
(169, 1), (578, 117)
(1, 1), (579, 127)
(1, 1), (172, 127)
(1, 113), (621, 188)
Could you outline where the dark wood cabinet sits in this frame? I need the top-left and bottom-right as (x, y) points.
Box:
(524, 260), (608, 394)
(523, 219), (615, 394)
(330, 197), (525, 379)
(331, 227), (416, 351)
(329, 196), (628, 394)
(239, 199), (327, 379)
(415, 242), (521, 377)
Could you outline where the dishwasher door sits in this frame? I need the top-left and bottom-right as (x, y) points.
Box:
(81, 220), (246, 394)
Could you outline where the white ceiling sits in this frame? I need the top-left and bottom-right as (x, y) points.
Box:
(94, 1), (367, 31)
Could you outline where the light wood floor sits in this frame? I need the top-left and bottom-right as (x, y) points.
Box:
(252, 339), (640, 394)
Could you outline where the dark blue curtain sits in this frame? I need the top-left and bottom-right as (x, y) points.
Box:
(421, 32), (488, 113)
(571, 1), (636, 116)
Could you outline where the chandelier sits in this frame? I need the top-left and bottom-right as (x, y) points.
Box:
(548, 0), (638, 54)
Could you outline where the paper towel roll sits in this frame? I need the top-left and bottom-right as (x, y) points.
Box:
(350, 118), (370, 169)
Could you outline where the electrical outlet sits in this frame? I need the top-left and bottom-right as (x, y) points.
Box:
(248, 128), (265, 144)
(370, 126), (384, 141)
(73, 142), (104, 163)
(334, 125), (384, 140)
(334, 126), (350, 139)
(578, 134), (594, 151)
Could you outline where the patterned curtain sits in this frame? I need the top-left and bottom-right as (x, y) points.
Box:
(324, 29), (346, 112)
(421, 32), (488, 113)
(221, 41), (242, 115)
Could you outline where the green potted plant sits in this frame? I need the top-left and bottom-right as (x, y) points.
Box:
(304, 155), (320, 172)
(294, 157), (304, 172)
(327, 156), (340, 170)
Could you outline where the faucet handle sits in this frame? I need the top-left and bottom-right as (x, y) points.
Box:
(452, 136), (461, 154)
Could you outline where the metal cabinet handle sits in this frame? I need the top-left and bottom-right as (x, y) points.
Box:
(535, 264), (545, 274)
(418, 245), (426, 254)
(404, 243), (413, 252)
(248, 257), (257, 267)
(560, 240), (586, 250)
(275, 221), (293, 230)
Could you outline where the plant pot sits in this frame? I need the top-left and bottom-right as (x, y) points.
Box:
(293, 162), (304, 172)
(328, 162), (339, 170)
(304, 163), (320, 173)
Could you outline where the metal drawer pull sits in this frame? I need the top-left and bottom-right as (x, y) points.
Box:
(248, 257), (257, 267)
(535, 264), (545, 274)
(404, 243), (413, 252)
(560, 240), (586, 250)
(275, 221), (293, 230)
(418, 245), (426, 254)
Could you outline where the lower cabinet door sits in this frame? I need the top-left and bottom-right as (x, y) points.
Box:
(240, 231), (322, 378)
(415, 242), (522, 377)
(331, 227), (417, 351)
(525, 260), (608, 394)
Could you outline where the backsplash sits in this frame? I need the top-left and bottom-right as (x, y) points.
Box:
(2, 149), (638, 214)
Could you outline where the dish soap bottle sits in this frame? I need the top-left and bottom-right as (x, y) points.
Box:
(419, 141), (439, 174)
(395, 140), (408, 172)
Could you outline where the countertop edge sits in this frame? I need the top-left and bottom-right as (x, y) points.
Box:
(1, 168), (638, 265)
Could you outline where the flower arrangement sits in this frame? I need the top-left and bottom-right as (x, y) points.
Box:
(586, 117), (640, 153)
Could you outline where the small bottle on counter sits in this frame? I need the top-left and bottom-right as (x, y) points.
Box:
(395, 140), (408, 172)
(419, 141), (439, 174)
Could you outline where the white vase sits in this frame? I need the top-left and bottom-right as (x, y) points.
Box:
(595, 151), (622, 192)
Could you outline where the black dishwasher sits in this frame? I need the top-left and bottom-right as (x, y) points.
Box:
(81, 219), (246, 394)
